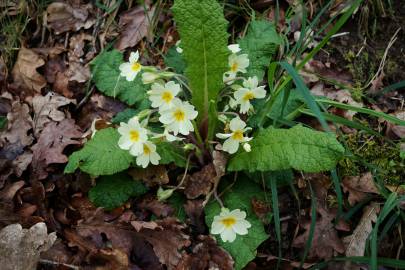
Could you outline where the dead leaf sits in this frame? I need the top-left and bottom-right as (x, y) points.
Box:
(46, 2), (95, 34)
(137, 196), (174, 217)
(31, 119), (82, 180)
(0, 222), (56, 270)
(176, 235), (233, 270)
(343, 203), (380, 257)
(65, 33), (93, 83)
(11, 47), (46, 92)
(134, 218), (190, 269)
(115, 5), (155, 51)
(32, 92), (76, 136)
(342, 172), (379, 205)
(129, 165), (169, 187)
(184, 164), (216, 199)
(184, 200), (205, 234)
(387, 110), (405, 139)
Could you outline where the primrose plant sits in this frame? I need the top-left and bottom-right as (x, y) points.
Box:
(64, 0), (346, 268)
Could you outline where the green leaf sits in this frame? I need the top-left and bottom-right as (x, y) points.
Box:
(157, 142), (187, 167)
(65, 128), (133, 175)
(268, 89), (305, 119)
(90, 49), (148, 106)
(239, 20), (283, 80)
(205, 176), (269, 270)
(111, 98), (151, 124)
(167, 192), (187, 222)
(172, 0), (229, 121)
(0, 116), (6, 130)
(164, 46), (186, 74)
(89, 173), (148, 210)
(228, 125), (345, 172)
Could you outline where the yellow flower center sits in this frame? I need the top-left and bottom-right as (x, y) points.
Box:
(143, 144), (151, 155)
(231, 130), (244, 141)
(173, 109), (185, 122)
(230, 62), (239, 72)
(129, 130), (140, 142)
(221, 217), (236, 228)
(131, 62), (142, 72)
(243, 91), (255, 101)
(161, 91), (173, 103)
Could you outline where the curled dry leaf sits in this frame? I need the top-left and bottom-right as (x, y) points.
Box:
(0, 181), (25, 227)
(176, 235), (234, 270)
(137, 197), (174, 217)
(31, 119), (82, 180)
(11, 47), (46, 93)
(342, 172), (379, 206)
(343, 203), (380, 257)
(115, 5), (155, 51)
(184, 199), (205, 234)
(32, 92), (76, 137)
(0, 222), (57, 270)
(129, 165), (169, 187)
(387, 110), (405, 139)
(46, 2), (95, 34)
(66, 33), (94, 83)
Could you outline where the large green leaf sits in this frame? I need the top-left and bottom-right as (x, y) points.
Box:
(164, 46), (186, 74)
(157, 142), (187, 167)
(89, 173), (148, 210)
(228, 125), (345, 172)
(90, 50), (148, 106)
(172, 0), (229, 122)
(239, 20), (283, 81)
(65, 128), (133, 175)
(205, 177), (269, 270)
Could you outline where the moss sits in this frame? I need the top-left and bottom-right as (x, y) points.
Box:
(338, 132), (404, 185)
(344, 50), (377, 87)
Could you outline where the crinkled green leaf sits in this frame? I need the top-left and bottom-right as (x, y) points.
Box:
(89, 173), (148, 210)
(111, 99), (151, 124)
(157, 142), (187, 167)
(228, 125), (345, 172)
(164, 46), (186, 74)
(172, 0), (229, 120)
(239, 20), (283, 80)
(65, 128), (133, 175)
(205, 177), (269, 270)
(90, 49), (148, 106)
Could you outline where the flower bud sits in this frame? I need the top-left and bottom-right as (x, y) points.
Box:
(243, 143), (251, 152)
(157, 187), (174, 201)
(142, 72), (160, 84)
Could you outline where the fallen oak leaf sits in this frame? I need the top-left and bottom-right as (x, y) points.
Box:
(342, 172), (379, 206)
(11, 47), (46, 92)
(343, 203), (380, 257)
(32, 92), (76, 136)
(184, 164), (216, 199)
(114, 5), (155, 51)
(46, 2), (95, 34)
(31, 119), (82, 180)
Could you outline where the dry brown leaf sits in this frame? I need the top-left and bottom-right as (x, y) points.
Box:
(184, 164), (216, 199)
(11, 47), (46, 93)
(31, 119), (82, 180)
(343, 203), (380, 257)
(342, 172), (379, 206)
(135, 218), (190, 269)
(114, 5), (155, 51)
(32, 92), (76, 136)
(387, 110), (405, 139)
(65, 33), (93, 83)
(184, 200), (205, 234)
(176, 235), (234, 270)
(137, 197), (174, 217)
(129, 165), (169, 187)
(46, 2), (95, 34)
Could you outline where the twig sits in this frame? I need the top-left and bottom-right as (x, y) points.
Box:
(39, 259), (79, 270)
(173, 155), (191, 191)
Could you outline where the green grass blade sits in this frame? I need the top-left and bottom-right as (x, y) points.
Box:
(270, 176), (282, 269)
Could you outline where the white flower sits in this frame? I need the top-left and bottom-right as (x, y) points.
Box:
(142, 71), (160, 84)
(159, 99), (198, 135)
(234, 76), (266, 114)
(216, 117), (252, 154)
(117, 117), (148, 156)
(243, 143), (251, 152)
(136, 141), (161, 168)
(228, 44), (241, 54)
(148, 81), (181, 110)
(228, 53), (249, 74)
(119, 51), (142, 81)
(176, 40), (183, 53)
(211, 208), (251, 243)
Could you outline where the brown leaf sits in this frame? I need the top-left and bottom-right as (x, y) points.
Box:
(137, 197), (174, 217)
(46, 2), (95, 34)
(292, 206), (345, 259)
(176, 235), (234, 270)
(387, 110), (405, 139)
(114, 5), (155, 51)
(343, 203), (380, 257)
(134, 218), (190, 269)
(32, 92), (76, 136)
(11, 47), (46, 92)
(184, 200), (205, 234)
(31, 119), (82, 180)
(184, 164), (216, 199)
(129, 165), (169, 187)
(342, 172), (379, 206)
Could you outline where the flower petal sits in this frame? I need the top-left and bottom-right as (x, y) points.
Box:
(223, 138), (239, 154)
(229, 117), (246, 131)
(232, 220), (250, 235)
(211, 220), (225, 234)
(129, 51), (139, 63)
(221, 228), (237, 242)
